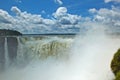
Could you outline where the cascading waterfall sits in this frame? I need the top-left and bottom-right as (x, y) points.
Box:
(16, 37), (26, 66)
(14, 36), (73, 67)
(23, 38), (73, 60)
(4, 37), (9, 69)
(0, 33), (120, 80)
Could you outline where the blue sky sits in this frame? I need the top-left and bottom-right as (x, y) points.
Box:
(0, 0), (120, 34)
(0, 0), (113, 17)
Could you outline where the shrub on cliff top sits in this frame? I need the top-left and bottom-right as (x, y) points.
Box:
(111, 49), (120, 75)
(115, 71), (120, 80)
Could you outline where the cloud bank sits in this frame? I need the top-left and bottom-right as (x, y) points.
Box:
(0, 5), (120, 34)
(105, 0), (120, 3)
(0, 6), (84, 34)
(89, 6), (120, 34)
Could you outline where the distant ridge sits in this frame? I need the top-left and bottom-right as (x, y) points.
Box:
(0, 29), (77, 36)
(23, 33), (77, 35)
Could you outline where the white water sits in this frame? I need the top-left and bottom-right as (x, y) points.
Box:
(4, 38), (9, 69)
(16, 37), (26, 66)
(26, 38), (72, 59)
(1, 28), (120, 80)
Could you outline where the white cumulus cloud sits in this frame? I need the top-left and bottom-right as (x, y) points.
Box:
(0, 9), (13, 24)
(89, 6), (120, 34)
(53, 7), (82, 25)
(105, 0), (120, 3)
(0, 6), (84, 34)
(11, 6), (21, 16)
(53, 7), (67, 18)
(54, 0), (63, 5)
(0, 5), (120, 34)
(89, 8), (97, 13)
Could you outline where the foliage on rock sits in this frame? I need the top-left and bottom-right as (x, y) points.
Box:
(115, 71), (120, 80)
(0, 29), (22, 36)
(111, 49), (120, 75)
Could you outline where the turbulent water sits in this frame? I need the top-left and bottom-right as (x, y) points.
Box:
(16, 36), (73, 65)
(0, 30), (120, 80)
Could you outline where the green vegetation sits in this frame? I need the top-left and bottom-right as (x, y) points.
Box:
(111, 49), (120, 80)
(0, 29), (22, 36)
(115, 71), (120, 80)
(111, 49), (120, 75)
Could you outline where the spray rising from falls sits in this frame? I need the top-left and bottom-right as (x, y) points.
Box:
(0, 27), (120, 80)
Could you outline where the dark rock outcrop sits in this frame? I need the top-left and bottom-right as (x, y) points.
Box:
(0, 37), (5, 70)
(0, 29), (22, 71)
(0, 29), (22, 36)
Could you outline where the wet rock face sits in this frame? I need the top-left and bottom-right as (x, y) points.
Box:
(7, 37), (18, 62)
(0, 29), (22, 71)
(0, 37), (5, 70)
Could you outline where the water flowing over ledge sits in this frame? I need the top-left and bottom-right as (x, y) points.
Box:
(0, 33), (120, 80)
(0, 35), (74, 70)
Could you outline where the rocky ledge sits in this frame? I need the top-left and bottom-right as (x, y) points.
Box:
(0, 29), (22, 71)
(0, 29), (22, 36)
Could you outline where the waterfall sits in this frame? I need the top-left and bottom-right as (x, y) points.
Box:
(17, 37), (22, 60)
(4, 37), (9, 69)
(16, 37), (27, 66)
(23, 37), (73, 60)
(1, 34), (119, 80)
(14, 36), (73, 66)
